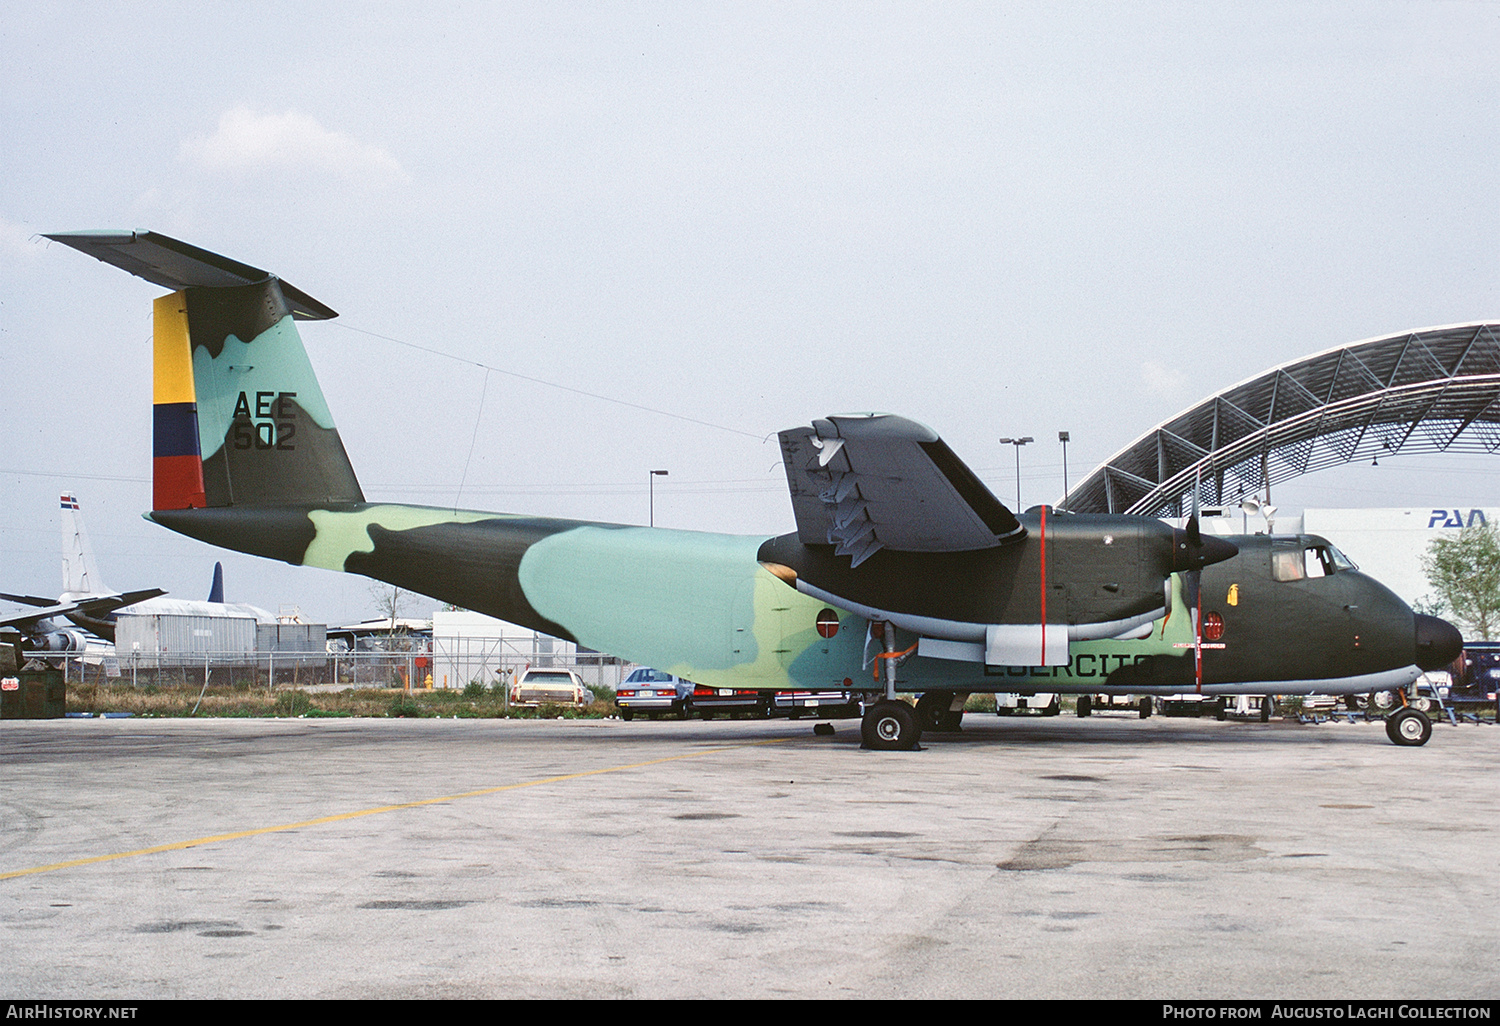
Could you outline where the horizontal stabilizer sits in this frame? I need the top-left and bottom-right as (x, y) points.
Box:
(0, 592), (57, 608)
(2, 601), (89, 632)
(44, 231), (337, 320)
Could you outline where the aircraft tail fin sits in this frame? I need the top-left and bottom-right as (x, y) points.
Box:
(60, 493), (110, 598)
(45, 231), (364, 511)
(208, 562), (224, 604)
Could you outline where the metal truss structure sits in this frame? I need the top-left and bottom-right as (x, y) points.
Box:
(1064, 322), (1500, 516)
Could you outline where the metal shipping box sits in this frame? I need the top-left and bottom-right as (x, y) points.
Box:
(257, 623), (329, 666)
(115, 612), (257, 667)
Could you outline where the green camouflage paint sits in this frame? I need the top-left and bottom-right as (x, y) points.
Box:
(519, 527), (839, 684)
(193, 315), (338, 461)
(304, 505), (509, 571)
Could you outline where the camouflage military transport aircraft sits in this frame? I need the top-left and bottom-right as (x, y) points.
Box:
(47, 231), (1462, 748)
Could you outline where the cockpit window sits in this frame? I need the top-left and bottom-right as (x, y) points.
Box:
(1327, 543), (1357, 571)
(1274, 542), (1350, 581)
(1305, 546), (1336, 578)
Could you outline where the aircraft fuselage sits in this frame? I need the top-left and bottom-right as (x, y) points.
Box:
(150, 503), (1445, 698)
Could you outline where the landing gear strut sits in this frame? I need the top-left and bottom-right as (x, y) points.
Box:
(861, 621), (923, 751)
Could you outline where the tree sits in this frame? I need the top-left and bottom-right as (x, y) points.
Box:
(368, 581), (413, 633)
(1420, 522), (1500, 641)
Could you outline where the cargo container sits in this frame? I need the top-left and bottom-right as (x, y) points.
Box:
(257, 622), (329, 666)
(115, 612), (256, 668)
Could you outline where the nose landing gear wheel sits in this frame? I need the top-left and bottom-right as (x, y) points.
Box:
(861, 700), (922, 751)
(1385, 707), (1432, 747)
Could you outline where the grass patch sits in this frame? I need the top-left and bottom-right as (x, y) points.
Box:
(63, 682), (619, 719)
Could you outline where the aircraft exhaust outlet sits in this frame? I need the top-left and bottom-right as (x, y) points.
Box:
(1414, 614), (1463, 672)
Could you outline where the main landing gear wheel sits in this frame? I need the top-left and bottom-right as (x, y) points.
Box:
(1076, 695), (1092, 718)
(1138, 697), (1153, 719)
(1385, 707), (1432, 747)
(1260, 696), (1273, 723)
(915, 692), (963, 732)
(861, 700), (923, 751)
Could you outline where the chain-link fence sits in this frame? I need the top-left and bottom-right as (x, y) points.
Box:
(31, 646), (626, 693)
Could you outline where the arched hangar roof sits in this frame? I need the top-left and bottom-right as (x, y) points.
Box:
(1064, 322), (1500, 516)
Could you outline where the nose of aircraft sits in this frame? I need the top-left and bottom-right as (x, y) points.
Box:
(1414, 613), (1463, 671)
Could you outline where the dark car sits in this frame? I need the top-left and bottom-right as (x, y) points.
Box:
(685, 684), (770, 719)
(1453, 643), (1500, 711)
(771, 689), (860, 719)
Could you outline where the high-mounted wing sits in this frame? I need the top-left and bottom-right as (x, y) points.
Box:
(778, 414), (1025, 567)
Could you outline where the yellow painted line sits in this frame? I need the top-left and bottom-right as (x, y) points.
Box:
(0, 737), (793, 882)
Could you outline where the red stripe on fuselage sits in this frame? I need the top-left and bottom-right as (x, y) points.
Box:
(1039, 505), (1048, 663)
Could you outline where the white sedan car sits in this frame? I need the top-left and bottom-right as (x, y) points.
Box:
(510, 668), (590, 707)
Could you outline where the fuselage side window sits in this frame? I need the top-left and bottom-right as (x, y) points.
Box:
(1271, 545), (1305, 582)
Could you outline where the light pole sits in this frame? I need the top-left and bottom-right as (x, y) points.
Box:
(648, 469), (668, 527)
(1058, 431), (1070, 510)
(998, 437), (1033, 510)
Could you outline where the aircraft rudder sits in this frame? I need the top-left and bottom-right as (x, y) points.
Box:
(153, 292), (209, 511)
(59, 492), (109, 597)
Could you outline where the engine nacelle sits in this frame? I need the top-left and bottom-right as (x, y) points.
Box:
(34, 629), (86, 653)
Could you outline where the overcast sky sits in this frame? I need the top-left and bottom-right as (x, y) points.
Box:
(3, 2), (1498, 625)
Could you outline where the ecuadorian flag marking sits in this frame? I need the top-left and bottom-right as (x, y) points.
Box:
(152, 292), (206, 510)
